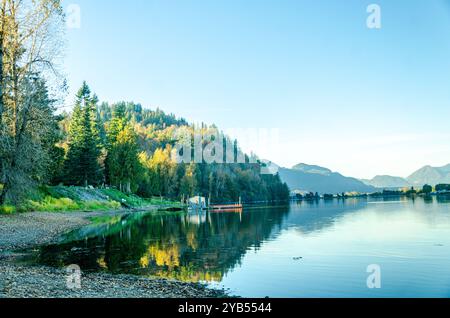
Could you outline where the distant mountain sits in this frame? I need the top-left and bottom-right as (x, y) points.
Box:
(361, 175), (410, 189)
(279, 163), (376, 194)
(291, 163), (333, 175)
(407, 164), (450, 186)
(360, 164), (450, 189)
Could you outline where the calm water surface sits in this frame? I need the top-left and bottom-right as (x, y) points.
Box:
(22, 196), (450, 297)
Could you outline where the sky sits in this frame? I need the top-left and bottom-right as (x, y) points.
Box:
(61, 0), (450, 179)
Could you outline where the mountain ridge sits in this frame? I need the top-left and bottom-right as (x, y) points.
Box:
(406, 164), (450, 186)
(361, 175), (410, 189)
(361, 164), (450, 188)
(278, 163), (376, 194)
(277, 163), (450, 193)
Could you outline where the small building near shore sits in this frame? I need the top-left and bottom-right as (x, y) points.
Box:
(188, 196), (207, 210)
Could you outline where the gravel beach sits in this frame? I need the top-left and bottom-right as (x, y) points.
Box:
(0, 210), (229, 298)
(0, 211), (93, 252)
(0, 263), (227, 298)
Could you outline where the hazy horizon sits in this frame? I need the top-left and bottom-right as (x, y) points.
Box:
(62, 0), (450, 179)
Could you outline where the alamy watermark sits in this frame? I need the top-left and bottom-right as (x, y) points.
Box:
(171, 127), (280, 175)
(367, 4), (381, 29)
(66, 264), (82, 290)
(367, 264), (381, 289)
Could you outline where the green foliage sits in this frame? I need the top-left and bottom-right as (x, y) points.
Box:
(436, 184), (450, 192)
(422, 184), (433, 194)
(136, 144), (289, 203)
(105, 105), (142, 193)
(100, 188), (151, 207)
(27, 196), (121, 212)
(4, 80), (289, 210)
(0, 183), (182, 214)
(406, 187), (417, 195)
(0, 205), (16, 215)
(99, 188), (180, 208)
(82, 200), (122, 211)
(1, 1), (289, 209)
(47, 143), (66, 185)
(29, 197), (79, 212)
(63, 82), (103, 187)
(0, 78), (63, 205)
(138, 147), (175, 197)
(99, 102), (187, 130)
(59, 97), (290, 205)
(0, 1), (65, 206)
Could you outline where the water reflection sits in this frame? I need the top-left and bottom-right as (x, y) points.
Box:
(289, 198), (368, 234)
(22, 196), (450, 297)
(27, 207), (291, 282)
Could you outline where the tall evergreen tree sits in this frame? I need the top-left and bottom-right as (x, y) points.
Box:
(107, 125), (141, 193)
(105, 103), (141, 192)
(104, 103), (125, 185)
(106, 103), (126, 146)
(63, 82), (103, 187)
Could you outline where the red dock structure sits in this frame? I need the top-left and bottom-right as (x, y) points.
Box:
(209, 204), (243, 211)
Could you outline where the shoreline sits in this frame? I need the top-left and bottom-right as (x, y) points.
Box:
(0, 208), (229, 298)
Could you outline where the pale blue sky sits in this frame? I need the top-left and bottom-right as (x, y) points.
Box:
(62, 0), (450, 178)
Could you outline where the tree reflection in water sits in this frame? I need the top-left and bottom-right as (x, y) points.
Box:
(28, 207), (290, 283)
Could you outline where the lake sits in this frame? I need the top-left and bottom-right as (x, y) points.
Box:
(22, 196), (450, 298)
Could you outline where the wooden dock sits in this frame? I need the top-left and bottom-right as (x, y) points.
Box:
(209, 204), (243, 212)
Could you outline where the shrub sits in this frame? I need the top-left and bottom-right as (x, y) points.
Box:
(29, 196), (80, 212)
(81, 200), (121, 211)
(27, 196), (122, 212)
(0, 205), (16, 215)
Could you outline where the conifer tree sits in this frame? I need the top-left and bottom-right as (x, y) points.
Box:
(105, 103), (141, 192)
(63, 82), (103, 187)
(107, 125), (141, 193)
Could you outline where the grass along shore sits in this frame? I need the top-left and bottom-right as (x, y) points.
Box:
(0, 186), (184, 214)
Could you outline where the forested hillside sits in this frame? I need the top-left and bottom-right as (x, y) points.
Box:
(53, 83), (289, 204)
(1, 81), (289, 208)
(0, 1), (288, 209)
